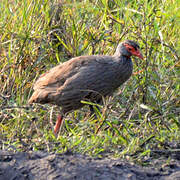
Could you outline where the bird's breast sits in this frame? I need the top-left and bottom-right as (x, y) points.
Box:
(111, 59), (133, 88)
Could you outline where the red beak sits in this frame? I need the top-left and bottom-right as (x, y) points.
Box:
(133, 50), (143, 60)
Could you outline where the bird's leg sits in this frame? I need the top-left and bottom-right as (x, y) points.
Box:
(90, 98), (102, 118)
(89, 103), (101, 119)
(54, 114), (64, 136)
(89, 105), (98, 118)
(89, 105), (95, 117)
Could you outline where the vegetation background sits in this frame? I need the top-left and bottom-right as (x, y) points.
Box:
(0, 0), (179, 164)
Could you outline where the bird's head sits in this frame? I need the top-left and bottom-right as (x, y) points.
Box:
(114, 40), (143, 59)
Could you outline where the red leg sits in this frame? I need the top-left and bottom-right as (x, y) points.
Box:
(54, 114), (63, 135)
(133, 69), (144, 75)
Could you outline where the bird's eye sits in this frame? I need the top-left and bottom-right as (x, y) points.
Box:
(127, 47), (133, 51)
(124, 43), (134, 51)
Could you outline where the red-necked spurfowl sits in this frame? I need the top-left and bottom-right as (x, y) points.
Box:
(29, 40), (143, 135)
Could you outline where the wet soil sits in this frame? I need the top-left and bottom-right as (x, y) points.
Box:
(0, 150), (180, 180)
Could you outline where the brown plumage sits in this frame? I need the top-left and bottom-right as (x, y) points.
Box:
(29, 40), (143, 135)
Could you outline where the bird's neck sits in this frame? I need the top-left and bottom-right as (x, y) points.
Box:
(113, 54), (132, 64)
(115, 55), (133, 77)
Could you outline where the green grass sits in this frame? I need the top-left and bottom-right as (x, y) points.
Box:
(0, 0), (179, 164)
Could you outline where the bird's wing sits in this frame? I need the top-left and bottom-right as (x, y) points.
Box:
(33, 55), (113, 91)
(29, 55), (117, 105)
(57, 56), (119, 100)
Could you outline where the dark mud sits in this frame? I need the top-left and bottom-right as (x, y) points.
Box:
(0, 150), (180, 180)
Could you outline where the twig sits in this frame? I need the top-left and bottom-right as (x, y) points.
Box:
(162, 42), (179, 61)
(152, 149), (180, 154)
(0, 106), (32, 110)
(0, 94), (11, 100)
(49, 106), (54, 128)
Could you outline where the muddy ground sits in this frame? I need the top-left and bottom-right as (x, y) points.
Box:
(0, 150), (180, 180)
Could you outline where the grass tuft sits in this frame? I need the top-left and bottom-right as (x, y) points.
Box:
(0, 0), (179, 164)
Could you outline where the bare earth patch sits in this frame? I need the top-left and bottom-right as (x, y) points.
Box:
(0, 150), (180, 180)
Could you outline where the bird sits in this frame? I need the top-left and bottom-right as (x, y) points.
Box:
(28, 40), (143, 135)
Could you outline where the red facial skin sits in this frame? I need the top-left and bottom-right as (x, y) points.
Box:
(124, 43), (143, 59)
